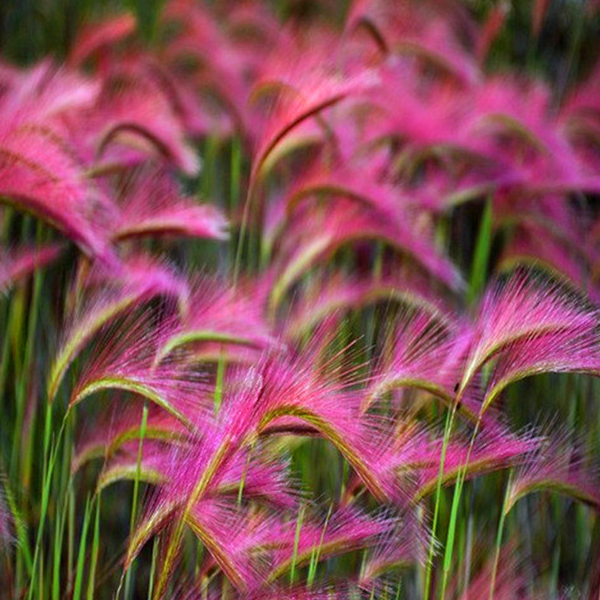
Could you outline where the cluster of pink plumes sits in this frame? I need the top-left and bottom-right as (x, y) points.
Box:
(2, 0), (600, 598)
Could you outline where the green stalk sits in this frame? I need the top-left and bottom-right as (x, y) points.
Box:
(52, 486), (69, 600)
(73, 495), (93, 600)
(38, 549), (45, 600)
(11, 218), (40, 486)
(423, 405), (457, 599)
(462, 489), (475, 595)
(9, 286), (26, 479)
(86, 492), (102, 600)
(147, 537), (159, 600)
(237, 438), (254, 507)
(467, 198), (493, 306)
(307, 504), (333, 588)
(431, 196), (492, 596)
(233, 188), (252, 287)
(440, 418), (482, 599)
(290, 505), (305, 587)
(27, 409), (70, 600)
(214, 350), (226, 416)
(67, 465), (75, 596)
(124, 401), (149, 599)
(20, 250), (44, 490)
(489, 470), (513, 600)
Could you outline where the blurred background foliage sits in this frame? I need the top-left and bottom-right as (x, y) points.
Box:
(1, 0), (599, 82)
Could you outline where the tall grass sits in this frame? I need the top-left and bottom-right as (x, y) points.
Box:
(0, 0), (600, 599)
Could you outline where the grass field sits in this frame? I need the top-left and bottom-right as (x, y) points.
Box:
(1, 1), (600, 598)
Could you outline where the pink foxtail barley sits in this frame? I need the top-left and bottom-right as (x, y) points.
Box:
(1, 1), (600, 599)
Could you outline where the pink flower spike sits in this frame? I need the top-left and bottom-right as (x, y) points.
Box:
(68, 311), (213, 432)
(249, 54), (378, 192)
(269, 507), (394, 582)
(112, 167), (228, 243)
(284, 270), (453, 341)
(157, 277), (274, 363)
(0, 243), (62, 292)
(359, 511), (428, 585)
(92, 66), (200, 175)
(48, 256), (188, 402)
(458, 270), (599, 399)
(72, 400), (190, 474)
(364, 310), (469, 414)
(507, 427), (600, 513)
(68, 13), (137, 68)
